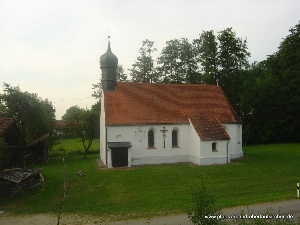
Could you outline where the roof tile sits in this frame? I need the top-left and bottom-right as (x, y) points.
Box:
(104, 82), (242, 140)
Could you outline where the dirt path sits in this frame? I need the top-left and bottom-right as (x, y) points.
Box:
(0, 212), (117, 225)
(0, 199), (299, 225)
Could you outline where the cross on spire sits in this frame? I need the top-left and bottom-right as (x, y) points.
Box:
(108, 29), (111, 50)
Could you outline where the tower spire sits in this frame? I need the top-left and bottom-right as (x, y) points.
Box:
(100, 34), (118, 91)
(108, 29), (111, 50)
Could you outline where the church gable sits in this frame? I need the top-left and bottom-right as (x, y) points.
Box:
(104, 82), (242, 140)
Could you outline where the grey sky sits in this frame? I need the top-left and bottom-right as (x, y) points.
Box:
(0, 0), (299, 119)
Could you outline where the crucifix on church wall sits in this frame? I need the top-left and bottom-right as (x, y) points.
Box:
(160, 126), (168, 148)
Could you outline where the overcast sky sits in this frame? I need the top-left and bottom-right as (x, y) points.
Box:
(0, 0), (299, 119)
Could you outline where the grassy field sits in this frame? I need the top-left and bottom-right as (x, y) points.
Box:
(51, 138), (100, 153)
(1, 141), (299, 220)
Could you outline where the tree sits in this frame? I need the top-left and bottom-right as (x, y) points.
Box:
(116, 65), (129, 82)
(62, 106), (84, 125)
(263, 21), (300, 142)
(158, 38), (198, 84)
(217, 28), (251, 110)
(130, 39), (158, 83)
(194, 30), (218, 84)
(92, 81), (102, 100)
(239, 22), (300, 144)
(62, 105), (99, 158)
(80, 108), (98, 158)
(0, 83), (55, 142)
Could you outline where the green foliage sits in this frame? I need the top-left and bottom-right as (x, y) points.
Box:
(194, 30), (219, 84)
(62, 104), (99, 158)
(0, 83), (55, 143)
(62, 105), (84, 126)
(157, 38), (199, 84)
(240, 21), (300, 143)
(116, 65), (129, 82)
(188, 176), (223, 225)
(192, 28), (251, 110)
(130, 39), (158, 83)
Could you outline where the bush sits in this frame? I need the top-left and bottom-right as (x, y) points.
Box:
(187, 176), (299, 225)
(188, 176), (224, 225)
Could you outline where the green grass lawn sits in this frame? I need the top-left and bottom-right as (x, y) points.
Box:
(51, 138), (100, 153)
(1, 142), (299, 220)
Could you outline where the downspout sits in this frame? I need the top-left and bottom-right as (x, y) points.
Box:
(227, 140), (229, 164)
(105, 127), (108, 166)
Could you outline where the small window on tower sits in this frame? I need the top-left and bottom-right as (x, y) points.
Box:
(212, 142), (217, 152)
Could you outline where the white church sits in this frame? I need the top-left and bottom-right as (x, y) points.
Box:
(100, 42), (243, 168)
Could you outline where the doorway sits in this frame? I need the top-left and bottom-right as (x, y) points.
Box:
(111, 147), (128, 167)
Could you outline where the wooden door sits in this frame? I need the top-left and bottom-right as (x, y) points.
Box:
(111, 147), (128, 167)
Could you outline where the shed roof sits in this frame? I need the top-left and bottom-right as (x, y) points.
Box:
(104, 82), (242, 140)
(0, 118), (14, 136)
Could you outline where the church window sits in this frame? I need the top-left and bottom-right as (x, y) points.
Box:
(148, 129), (155, 148)
(212, 142), (217, 152)
(172, 129), (178, 147)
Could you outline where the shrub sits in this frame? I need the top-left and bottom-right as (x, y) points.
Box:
(188, 176), (224, 225)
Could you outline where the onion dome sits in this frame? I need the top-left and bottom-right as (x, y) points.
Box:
(100, 42), (118, 66)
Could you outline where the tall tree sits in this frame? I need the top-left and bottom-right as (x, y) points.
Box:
(194, 30), (218, 84)
(0, 83), (55, 142)
(217, 28), (251, 110)
(180, 38), (199, 84)
(264, 21), (300, 142)
(240, 21), (300, 143)
(157, 39), (182, 83)
(158, 38), (198, 84)
(130, 39), (158, 83)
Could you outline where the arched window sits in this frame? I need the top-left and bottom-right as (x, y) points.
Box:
(172, 129), (178, 147)
(148, 129), (154, 148)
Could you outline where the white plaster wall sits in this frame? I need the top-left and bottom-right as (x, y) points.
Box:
(199, 140), (229, 165)
(106, 124), (190, 166)
(100, 94), (107, 165)
(188, 120), (201, 165)
(101, 121), (242, 167)
(222, 124), (243, 159)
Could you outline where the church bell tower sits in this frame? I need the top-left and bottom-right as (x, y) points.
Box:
(100, 38), (118, 91)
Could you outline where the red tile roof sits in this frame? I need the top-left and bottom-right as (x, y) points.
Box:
(55, 120), (68, 128)
(0, 118), (14, 136)
(104, 82), (242, 140)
